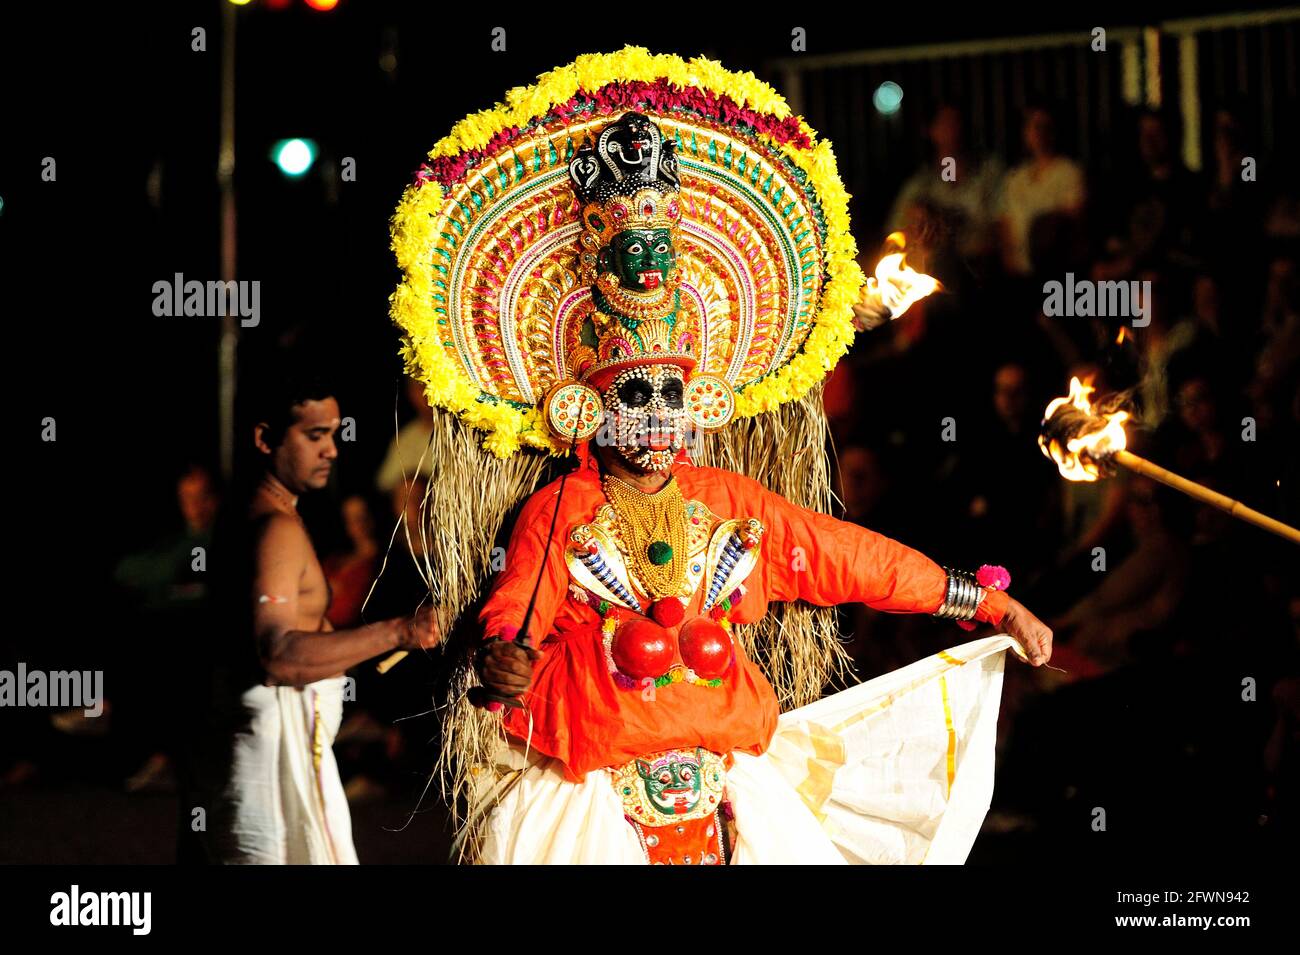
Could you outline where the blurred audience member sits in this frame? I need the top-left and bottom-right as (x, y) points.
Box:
(1049, 478), (1189, 676)
(999, 104), (1085, 277)
(1132, 270), (1186, 427)
(375, 377), (435, 493)
(1099, 109), (1202, 276)
(324, 495), (381, 629)
(952, 362), (1057, 577)
(110, 465), (221, 791)
(1255, 253), (1300, 393)
(888, 104), (1004, 273)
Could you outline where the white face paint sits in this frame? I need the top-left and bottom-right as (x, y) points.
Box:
(602, 365), (688, 473)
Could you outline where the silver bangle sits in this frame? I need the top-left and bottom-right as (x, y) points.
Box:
(934, 568), (983, 621)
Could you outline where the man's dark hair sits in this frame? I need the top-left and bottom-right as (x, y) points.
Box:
(242, 364), (336, 450)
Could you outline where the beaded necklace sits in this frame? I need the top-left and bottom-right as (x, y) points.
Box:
(601, 473), (687, 600)
(257, 475), (302, 521)
(594, 272), (682, 322)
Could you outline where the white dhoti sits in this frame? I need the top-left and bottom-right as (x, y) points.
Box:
(474, 636), (1016, 864)
(206, 675), (358, 865)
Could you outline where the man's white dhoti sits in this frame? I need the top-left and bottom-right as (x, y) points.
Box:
(474, 636), (1016, 864)
(208, 675), (358, 865)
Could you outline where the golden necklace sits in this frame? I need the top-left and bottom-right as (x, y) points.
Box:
(595, 270), (681, 322)
(602, 473), (687, 600)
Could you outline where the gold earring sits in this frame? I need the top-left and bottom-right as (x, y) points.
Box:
(683, 374), (735, 432)
(542, 379), (604, 442)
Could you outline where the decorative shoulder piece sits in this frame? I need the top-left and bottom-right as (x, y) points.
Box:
(701, 518), (764, 611)
(566, 523), (644, 612)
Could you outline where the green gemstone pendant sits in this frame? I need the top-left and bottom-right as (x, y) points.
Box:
(646, 541), (673, 565)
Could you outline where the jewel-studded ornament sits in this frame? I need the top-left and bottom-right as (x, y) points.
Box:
(683, 374), (735, 433)
(612, 745), (728, 864)
(543, 380), (603, 442)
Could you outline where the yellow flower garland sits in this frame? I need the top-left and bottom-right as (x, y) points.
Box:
(389, 45), (865, 458)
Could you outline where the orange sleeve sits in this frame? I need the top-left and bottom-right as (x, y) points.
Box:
(750, 475), (1007, 626)
(477, 483), (571, 644)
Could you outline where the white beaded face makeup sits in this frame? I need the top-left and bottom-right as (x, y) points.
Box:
(603, 364), (688, 472)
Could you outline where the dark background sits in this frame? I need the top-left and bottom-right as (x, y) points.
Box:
(2, 1), (1297, 867)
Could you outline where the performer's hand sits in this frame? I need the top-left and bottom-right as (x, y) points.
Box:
(1000, 596), (1053, 666)
(477, 639), (541, 697)
(851, 297), (892, 331)
(397, 606), (441, 651)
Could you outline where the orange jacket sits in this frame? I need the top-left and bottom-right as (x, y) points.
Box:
(479, 450), (1007, 780)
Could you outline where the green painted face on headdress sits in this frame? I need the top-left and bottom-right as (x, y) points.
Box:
(635, 748), (704, 815)
(602, 227), (677, 292)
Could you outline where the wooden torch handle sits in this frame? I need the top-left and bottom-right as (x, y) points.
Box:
(1113, 450), (1300, 545)
(376, 650), (408, 674)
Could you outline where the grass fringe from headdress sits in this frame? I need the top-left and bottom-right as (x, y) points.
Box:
(410, 407), (552, 857)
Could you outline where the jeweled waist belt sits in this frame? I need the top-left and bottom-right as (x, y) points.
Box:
(608, 747), (727, 865)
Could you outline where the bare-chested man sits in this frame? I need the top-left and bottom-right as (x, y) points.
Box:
(183, 374), (438, 864)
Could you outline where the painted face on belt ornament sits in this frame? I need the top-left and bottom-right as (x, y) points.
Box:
(635, 750), (704, 816)
(603, 364), (687, 473)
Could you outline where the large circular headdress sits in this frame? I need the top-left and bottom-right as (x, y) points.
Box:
(390, 47), (864, 458)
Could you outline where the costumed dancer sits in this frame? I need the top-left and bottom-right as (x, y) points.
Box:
(387, 49), (1052, 864)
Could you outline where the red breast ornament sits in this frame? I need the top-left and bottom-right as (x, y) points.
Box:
(678, 616), (734, 680)
(611, 619), (675, 678)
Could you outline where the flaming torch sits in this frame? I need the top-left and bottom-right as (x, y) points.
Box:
(854, 232), (941, 330)
(1040, 377), (1300, 545)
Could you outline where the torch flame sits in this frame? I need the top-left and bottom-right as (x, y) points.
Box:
(1039, 376), (1130, 482)
(864, 232), (940, 320)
